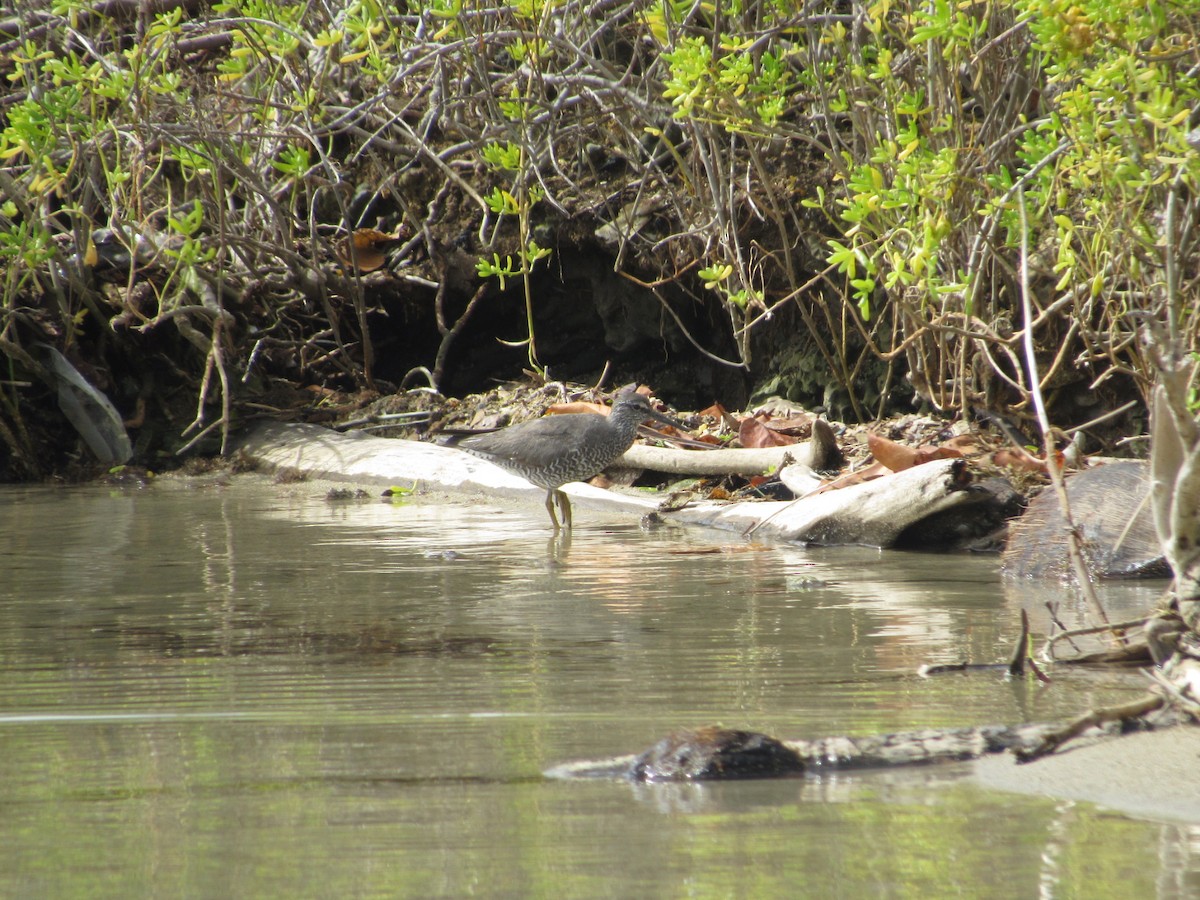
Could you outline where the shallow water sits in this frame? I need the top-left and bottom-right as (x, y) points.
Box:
(0, 478), (1196, 898)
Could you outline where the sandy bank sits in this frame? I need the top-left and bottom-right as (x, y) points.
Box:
(974, 725), (1200, 823)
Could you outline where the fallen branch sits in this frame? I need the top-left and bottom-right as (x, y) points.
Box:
(1013, 693), (1165, 763)
(1041, 616), (1152, 662)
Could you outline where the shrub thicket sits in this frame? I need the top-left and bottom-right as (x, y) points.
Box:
(0, 1), (1197, 473)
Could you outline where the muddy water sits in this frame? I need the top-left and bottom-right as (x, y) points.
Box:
(0, 478), (1195, 897)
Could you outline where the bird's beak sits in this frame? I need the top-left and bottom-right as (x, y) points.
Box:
(643, 404), (685, 432)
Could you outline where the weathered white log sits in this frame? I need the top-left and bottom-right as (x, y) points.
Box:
(621, 419), (839, 476)
(666, 458), (976, 545)
(239, 421), (689, 516)
(237, 422), (976, 547)
(779, 462), (824, 496)
(623, 443), (794, 475)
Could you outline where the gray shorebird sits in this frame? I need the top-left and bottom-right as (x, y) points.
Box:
(459, 391), (681, 530)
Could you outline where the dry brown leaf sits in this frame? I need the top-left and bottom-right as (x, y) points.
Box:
(808, 461), (890, 494)
(943, 433), (986, 454)
(869, 433), (963, 471)
(762, 415), (812, 437)
(548, 386), (654, 418)
(868, 433), (919, 470)
(336, 228), (406, 273)
(547, 401), (608, 416)
(912, 445), (964, 465)
(738, 416), (794, 448)
(992, 446), (1062, 474)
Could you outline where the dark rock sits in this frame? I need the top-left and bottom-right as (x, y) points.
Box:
(1002, 461), (1169, 579)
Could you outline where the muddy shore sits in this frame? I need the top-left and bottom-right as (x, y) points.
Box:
(975, 726), (1200, 823)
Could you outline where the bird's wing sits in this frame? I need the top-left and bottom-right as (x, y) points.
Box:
(460, 414), (605, 467)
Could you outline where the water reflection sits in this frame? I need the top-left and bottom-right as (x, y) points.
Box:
(0, 480), (1194, 897)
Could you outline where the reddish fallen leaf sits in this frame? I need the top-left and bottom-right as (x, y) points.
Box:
(868, 433), (919, 470)
(762, 415), (813, 437)
(547, 401), (608, 416)
(336, 228), (406, 273)
(913, 445), (964, 465)
(943, 433), (986, 454)
(992, 446), (1064, 474)
(869, 433), (962, 471)
(808, 460), (891, 494)
(738, 416), (794, 448)
(546, 391), (681, 442)
(548, 387), (657, 418)
(699, 400), (743, 432)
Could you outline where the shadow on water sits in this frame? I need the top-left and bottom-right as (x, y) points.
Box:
(0, 479), (1195, 898)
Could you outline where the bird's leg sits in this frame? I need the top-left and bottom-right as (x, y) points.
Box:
(555, 489), (573, 530)
(544, 490), (562, 531)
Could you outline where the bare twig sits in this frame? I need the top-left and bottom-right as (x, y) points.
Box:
(1017, 187), (1115, 637)
(1014, 693), (1165, 763)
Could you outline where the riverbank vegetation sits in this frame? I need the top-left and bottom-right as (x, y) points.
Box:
(1, 0), (1197, 478)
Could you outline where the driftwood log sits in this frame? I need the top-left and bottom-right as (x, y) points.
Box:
(620, 419), (839, 476)
(667, 458), (985, 545)
(238, 422), (985, 548)
(542, 723), (1073, 781)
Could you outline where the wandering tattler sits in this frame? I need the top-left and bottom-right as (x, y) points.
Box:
(459, 391), (681, 530)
